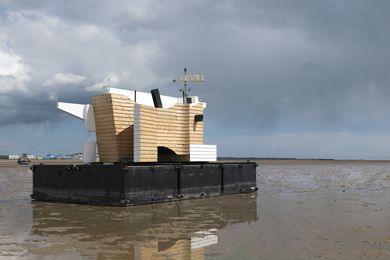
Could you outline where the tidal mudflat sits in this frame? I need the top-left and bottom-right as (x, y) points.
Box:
(1, 161), (390, 259)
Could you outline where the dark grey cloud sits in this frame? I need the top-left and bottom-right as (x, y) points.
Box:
(1, 0), (390, 157)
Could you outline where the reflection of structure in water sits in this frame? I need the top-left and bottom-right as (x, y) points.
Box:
(31, 193), (257, 259)
(139, 229), (218, 259)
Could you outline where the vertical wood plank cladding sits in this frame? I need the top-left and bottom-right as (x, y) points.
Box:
(174, 104), (190, 154)
(112, 94), (134, 162)
(93, 93), (134, 162)
(138, 105), (157, 162)
(92, 94), (118, 162)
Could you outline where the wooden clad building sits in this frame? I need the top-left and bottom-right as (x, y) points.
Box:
(92, 92), (206, 163)
(57, 87), (217, 163)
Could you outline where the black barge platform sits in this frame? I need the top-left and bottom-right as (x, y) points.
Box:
(31, 162), (257, 206)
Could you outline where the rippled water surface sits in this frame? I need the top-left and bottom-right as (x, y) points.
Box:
(1, 162), (390, 259)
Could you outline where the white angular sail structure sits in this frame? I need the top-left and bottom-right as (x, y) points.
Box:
(57, 102), (96, 132)
(57, 102), (96, 162)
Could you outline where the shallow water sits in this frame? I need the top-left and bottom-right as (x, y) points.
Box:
(1, 163), (390, 259)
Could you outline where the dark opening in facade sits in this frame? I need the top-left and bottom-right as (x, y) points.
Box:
(157, 146), (189, 162)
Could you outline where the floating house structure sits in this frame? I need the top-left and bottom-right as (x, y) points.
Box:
(56, 87), (216, 163)
(31, 71), (257, 206)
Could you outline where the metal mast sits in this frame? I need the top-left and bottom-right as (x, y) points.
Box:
(173, 67), (204, 104)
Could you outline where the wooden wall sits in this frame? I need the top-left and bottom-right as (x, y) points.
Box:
(134, 104), (158, 162)
(93, 93), (204, 163)
(134, 103), (204, 162)
(92, 93), (134, 162)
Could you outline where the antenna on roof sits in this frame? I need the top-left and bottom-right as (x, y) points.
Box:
(173, 67), (204, 103)
(102, 75), (112, 92)
(107, 75), (112, 87)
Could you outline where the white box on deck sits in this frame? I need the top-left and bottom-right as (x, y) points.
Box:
(190, 144), (217, 162)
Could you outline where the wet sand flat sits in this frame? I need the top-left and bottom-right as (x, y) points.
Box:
(0, 159), (82, 167)
(0, 161), (390, 259)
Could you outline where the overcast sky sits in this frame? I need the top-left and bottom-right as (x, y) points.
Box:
(1, 0), (390, 159)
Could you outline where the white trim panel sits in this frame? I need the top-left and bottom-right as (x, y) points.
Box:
(191, 235), (218, 249)
(83, 140), (96, 163)
(190, 144), (217, 162)
(57, 102), (96, 132)
(83, 104), (96, 132)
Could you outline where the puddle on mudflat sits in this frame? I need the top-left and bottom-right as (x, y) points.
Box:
(1, 162), (390, 259)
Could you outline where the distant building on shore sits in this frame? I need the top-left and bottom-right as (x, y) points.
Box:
(8, 154), (20, 160)
(0, 153), (87, 160)
(5, 154), (37, 160)
(26, 154), (37, 160)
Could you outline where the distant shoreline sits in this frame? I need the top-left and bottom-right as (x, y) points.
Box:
(0, 159), (82, 167)
(1, 158), (390, 167)
(219, 158), (390, 165)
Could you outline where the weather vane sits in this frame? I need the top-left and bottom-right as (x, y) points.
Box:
(173, 67), (205, 103)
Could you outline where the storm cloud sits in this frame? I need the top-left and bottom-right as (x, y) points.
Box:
(1, 0), (390, 158)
